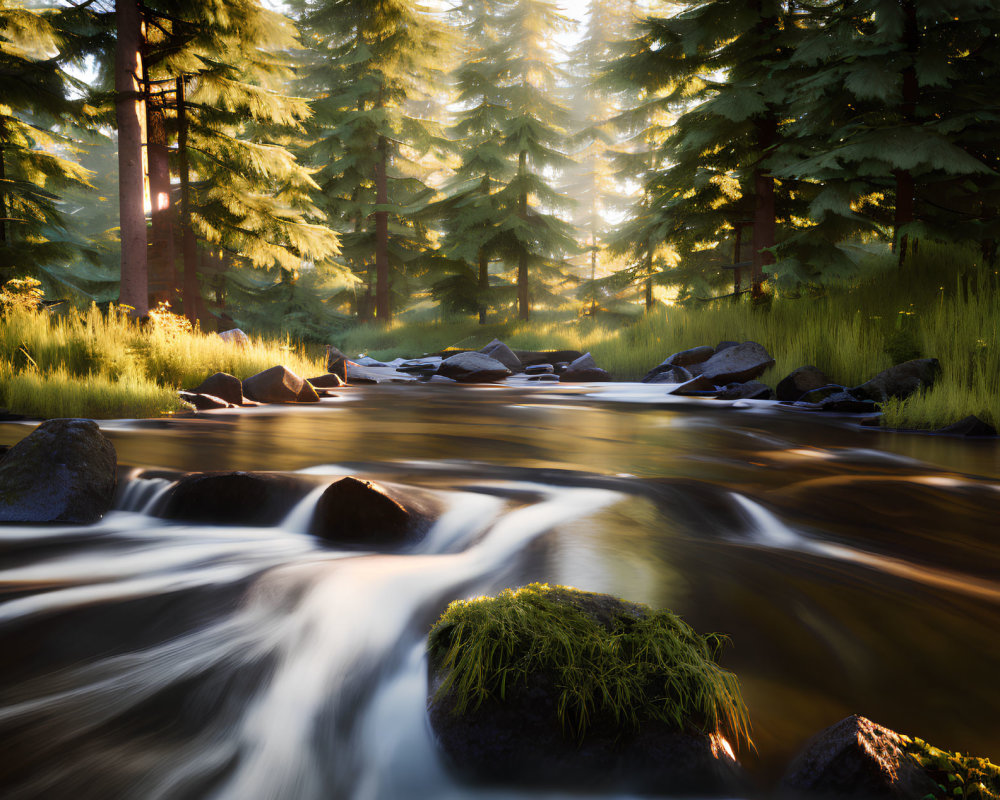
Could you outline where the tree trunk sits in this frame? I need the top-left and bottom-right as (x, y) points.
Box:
(115, 0), (148, 316)
(517, 150), (529, 321)
(176, 76), (198, 323)
(144, 68), (176, 308)
(374, 133), (390, 323)
(0, 132), (7, 248)
(751, 119), (776, 300)
(894, 0), (919, 265)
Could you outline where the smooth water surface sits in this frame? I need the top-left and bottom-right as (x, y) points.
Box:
(1, 384), (998, 799)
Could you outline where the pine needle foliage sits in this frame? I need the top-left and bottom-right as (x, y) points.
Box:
(428, 583), (752, 747)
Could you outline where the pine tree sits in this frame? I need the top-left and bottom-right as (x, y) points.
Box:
(0, 3), (91, 286)
(290, 0), (447, 323)
(492, 0), (577, 321)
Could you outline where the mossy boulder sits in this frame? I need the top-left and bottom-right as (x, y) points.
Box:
(0, 418), (117, 524)
(427, 583), (750, 794)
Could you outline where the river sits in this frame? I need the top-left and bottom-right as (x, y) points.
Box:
(1, 384), (998, 799)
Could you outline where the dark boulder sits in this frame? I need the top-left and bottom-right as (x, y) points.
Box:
(716, 381), (774, 400)
(308, 476), (433, 547)
(524, 363), (554, 375)
(325, 344), (347, 371)
(479, 339), (523, 373)
(853, 359), (941, 402)
(715, 341), (739, 353)
(512, 349), (585, 368)
(776, 366), (831, 402)
(933, 415), (998, 437)
(158, 471), (314, 526)
(178, 391), (233, 410)
(698, 341), (775, 384)
(242, 365), (305, 403)
(800, 384), (851, 405)
(0, 418), (117, 524)
(427, 584), (750, 795)
(781, 714), (940, 799)
(646, 366), (694, 385)
(642, 346), (714, 382)
(296, 381), (321, 403)
(307, 373), (346, 388)
(819, 392), (878, 414)
(560, 352), (611, 382)
(190, 372), (244, 405)
(437, 352), (512, 383)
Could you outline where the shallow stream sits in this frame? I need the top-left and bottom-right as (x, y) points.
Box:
(1, 384), (998, 799)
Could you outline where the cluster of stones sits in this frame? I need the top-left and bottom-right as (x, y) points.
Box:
(0, 418), (433, 548)
(178, 364), (345, 411)
(641, 341), (995, 436)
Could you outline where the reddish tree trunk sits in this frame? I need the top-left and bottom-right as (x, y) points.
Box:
(144, 77), (176, 307)
(115, 0), (148, 316)
(176, 76), (198, 323)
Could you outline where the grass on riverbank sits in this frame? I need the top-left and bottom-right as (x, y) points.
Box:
(339, 244), (999, 431)
(0, 304), (323, 419)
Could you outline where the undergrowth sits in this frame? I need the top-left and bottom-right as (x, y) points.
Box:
(428, 583), (751, 748)
(0, 302), (323, 419)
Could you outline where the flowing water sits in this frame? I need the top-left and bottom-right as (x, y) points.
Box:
(1, 384), (998, 799)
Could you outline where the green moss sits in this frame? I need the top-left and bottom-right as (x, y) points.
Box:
(902, 735), (1000, 800)
(428, 583), (751, 747)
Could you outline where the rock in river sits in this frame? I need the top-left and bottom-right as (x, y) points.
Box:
(776, 366), (831, 402)
(427, 583), (750, 795)
(479, 339), (523, 373)
(308, 476), (433, 548)
(781, 715), (940, 799)
(158, 471), (315, 525)
(437, 352), (512, 383)
(190, 372), (244, 406)
(698, 341), (775, 384)
(242, 365), (306, 403)
(559, 352), (611, 382)
(642, 346), (714, 382)
(853, 358), (941, 402)
(0, 418), (117, 524)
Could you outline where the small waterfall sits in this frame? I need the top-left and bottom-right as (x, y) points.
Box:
(114, 472), (176, 514)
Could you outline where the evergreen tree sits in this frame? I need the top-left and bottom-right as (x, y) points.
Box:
(492, 0), (577, 321)
(0, 2), (91, 285)
(290, 0), (447, 323)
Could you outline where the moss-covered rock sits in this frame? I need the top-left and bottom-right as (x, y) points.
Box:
(426, 583), (750, 794)
(901, 735), (1000, 800)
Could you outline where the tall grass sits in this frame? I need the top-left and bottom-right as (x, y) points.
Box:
(341, 244), (999, 430)
(0, 305), (324, 419)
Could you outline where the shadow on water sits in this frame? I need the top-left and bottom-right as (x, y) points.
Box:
(0, 384), (998, 798)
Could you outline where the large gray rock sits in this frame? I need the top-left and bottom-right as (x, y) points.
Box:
(308, 476), (433, 548)
(218, 328), (249, 346)
(776, 366), (831, 402)
(560, 352), (611, 382)
(242, 365), (305, 403)
(0, 419), (117, 524)
(853, 359), (941, 402)
(480, 339), (523, 373)
(698, 341), (775, 384)
(781, 715), (939, 799)
(512, 349), (585, 368)
(158, 471), (314, 525)
(190, 372), (244, 405)
(437, 352), (512, 383)
(427, 585), (749, 795)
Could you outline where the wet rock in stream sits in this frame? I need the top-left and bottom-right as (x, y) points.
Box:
(427, 583), (750, 795)
(157, 471), (315, 525)
(308, 476), (435, 548)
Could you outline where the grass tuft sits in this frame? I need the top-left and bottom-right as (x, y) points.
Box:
(428, 583), (751, 748)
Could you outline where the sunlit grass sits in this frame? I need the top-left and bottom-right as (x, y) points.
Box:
(0, 305), (324, 419)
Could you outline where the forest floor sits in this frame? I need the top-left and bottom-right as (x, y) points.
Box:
(0, 244), (995, 429)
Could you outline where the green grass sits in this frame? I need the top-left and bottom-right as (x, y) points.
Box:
(0, 304), (324, 419)
(428, 583), (751, 747)
(339, 244), (999, 430)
